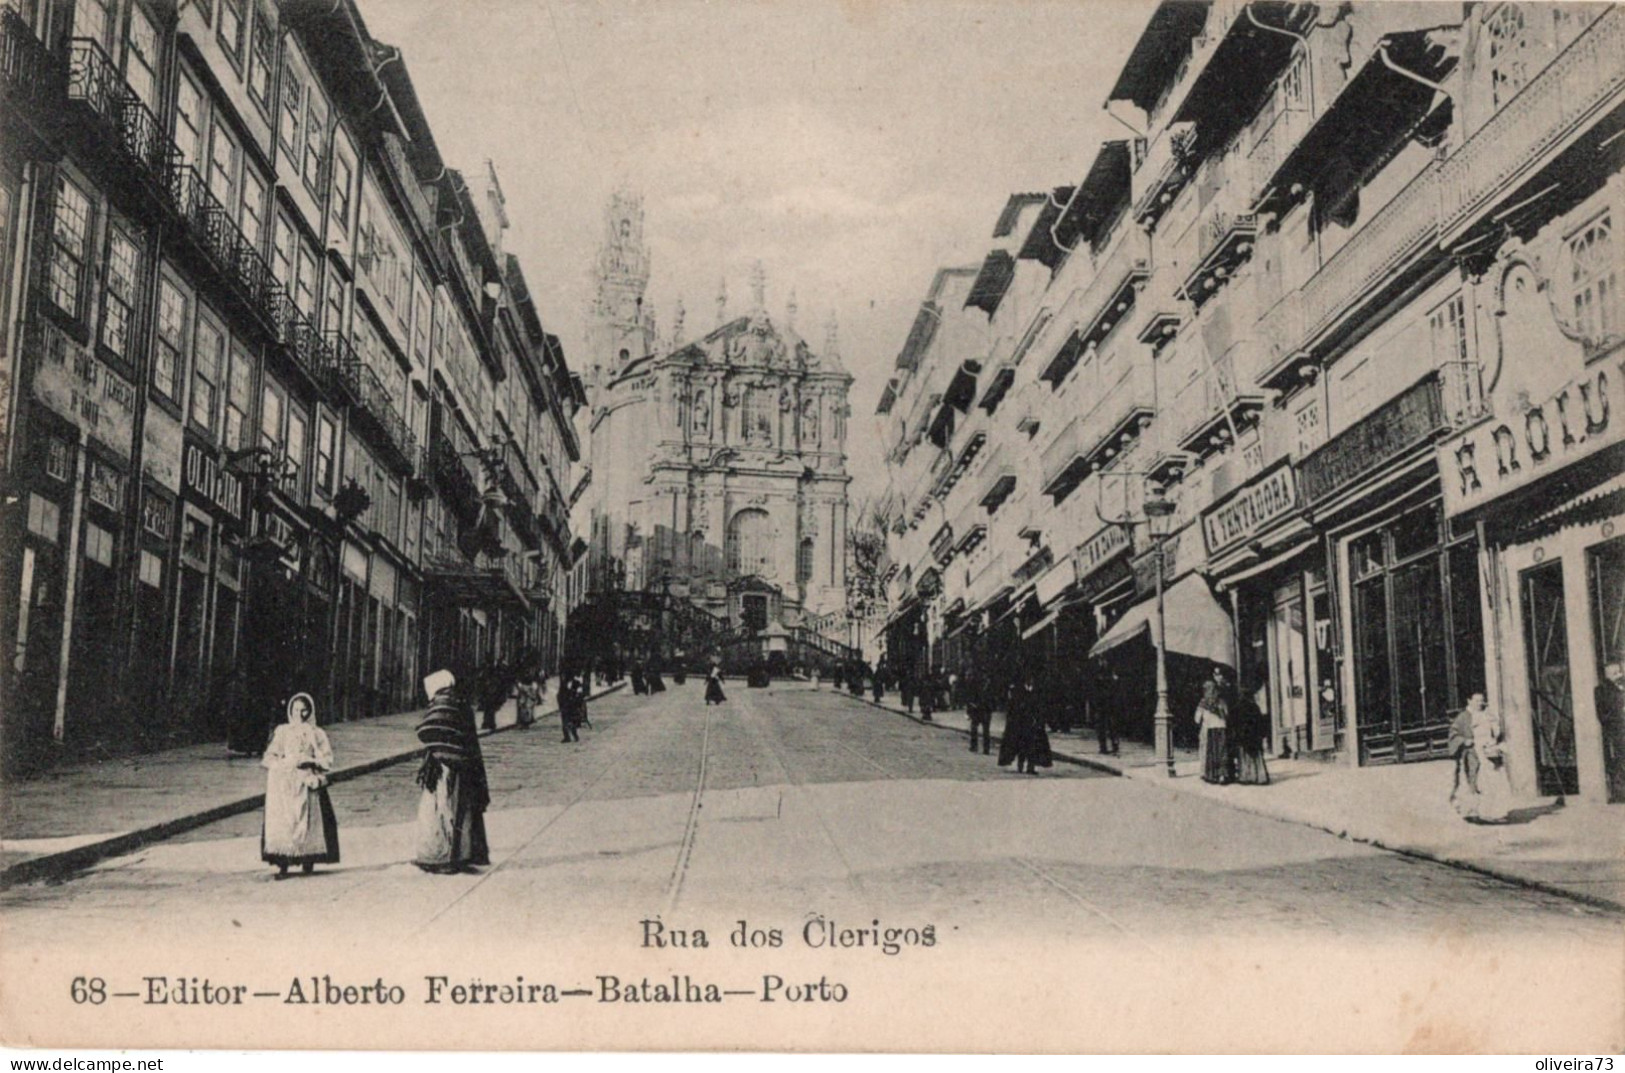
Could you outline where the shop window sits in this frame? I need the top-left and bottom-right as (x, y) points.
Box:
(44, 436), (72, 483)
(138, 549), (163, 589)
(154, 276), (188, 403)
(26, 494), (60, 543)
(87, 459), (123, 511)
(47, 173), (93, 320)
(181, 513), (210, 564)
(218, 0), (246, 63)
(1391, 502), (1441, 562)
(99, 221), (140, 361)
(190, 313), (225, 434)
(247, 3), (274, 109)
(1568, 213), (1618, 343)
(142, 494), (172, 540)
(83, 522), (114, 567)
(1350, 531), (1385, 579)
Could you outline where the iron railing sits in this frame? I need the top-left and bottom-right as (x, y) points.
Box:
(1, 5), (59, 107)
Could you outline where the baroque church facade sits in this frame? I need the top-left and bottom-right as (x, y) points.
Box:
(582, 193), (853, 632)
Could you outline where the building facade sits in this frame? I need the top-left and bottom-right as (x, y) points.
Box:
(877, 1), (1624, 803)
(578, 195), (853, 659)
(0, 0), (581, 773)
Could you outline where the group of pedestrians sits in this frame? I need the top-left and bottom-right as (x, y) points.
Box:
(258, 663), (601, 880)
(1192, 666), (1272, 787)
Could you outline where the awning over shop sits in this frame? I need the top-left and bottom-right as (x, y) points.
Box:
(1088, 574), (1234, 667)
(422, 558), (529, 612)
(1514, 469), (1625, 543)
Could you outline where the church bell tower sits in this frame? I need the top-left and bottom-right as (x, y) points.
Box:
(587, 189), (655, 398)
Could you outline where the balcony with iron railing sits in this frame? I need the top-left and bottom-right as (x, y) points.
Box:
(344, 360), (416, 475)
(66, 39), (175, 197)
(430, 427), (481, 524)
(1161, 343), (1271, 462)
(1258, 160), (1443, 392)
(1180, 155), (1263, 307)
(1439, 6), (1625, 245)
(167, 164), (285, 340)
(2, 5), (59, 110)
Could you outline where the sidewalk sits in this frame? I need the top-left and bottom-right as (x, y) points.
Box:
(855, 690), (1625, 912)
(0, 680), (625, 888)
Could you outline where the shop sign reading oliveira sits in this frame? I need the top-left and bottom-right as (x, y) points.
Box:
(1441, 358), (1621, 517)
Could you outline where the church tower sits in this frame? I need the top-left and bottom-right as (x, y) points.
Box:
(587, 189), (656, 400)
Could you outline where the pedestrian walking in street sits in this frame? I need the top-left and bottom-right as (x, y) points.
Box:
(1468, 692), (1514, 823)
(965, 671), (993, 755)
(900, 673), (915, 712)
(998, 673), (1052, 774)
(872, 667), (886, 705)
(414, 670), (491, 874)
(1595, 662), (1625, 803)
(1229, 679), (1271, 786)
(918, 672), (936, 722)
(1094, 673), (1120, 756)
(1447, 705), (1481, 820)
(478, 660), (512, 733)
(631, 666), (648, 695)
(648, 665), (667, 693)
(705, 663), (728, 706)
(1195, 666), (1232, 784)
(260, 693), (339, 878)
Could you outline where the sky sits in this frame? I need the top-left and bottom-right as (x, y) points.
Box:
(361, 0), (1154, 504)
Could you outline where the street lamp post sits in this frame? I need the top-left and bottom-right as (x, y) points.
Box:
(1145, 493), (1176, 778)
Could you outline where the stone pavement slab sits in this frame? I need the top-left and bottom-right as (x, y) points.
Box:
(855, 690), (1625, 911)
(0, 680), (624, 887)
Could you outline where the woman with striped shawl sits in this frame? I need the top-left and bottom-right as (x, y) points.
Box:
(414, 670), (491, 874)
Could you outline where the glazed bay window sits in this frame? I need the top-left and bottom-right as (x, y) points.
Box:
(98, 220), (141, 361)
(190, 312), (226, 434)
(153, 276), (189, 403)
(47, 173), (93, 320)
(1569, 212), (1618, 343)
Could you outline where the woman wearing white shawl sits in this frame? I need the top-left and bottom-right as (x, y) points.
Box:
(261, 693), (340, 877)
(1468, 693), (1515, 822)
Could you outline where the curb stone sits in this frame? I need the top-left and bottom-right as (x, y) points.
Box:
(854, 689), (1625, 915)
(0, 681), (627, 890)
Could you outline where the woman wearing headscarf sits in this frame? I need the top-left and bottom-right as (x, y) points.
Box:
(704, 662), (728, 706)
(414, 670), (492, 874)
(261, 693), (339, 878)
(1468, 692), (1514, 823)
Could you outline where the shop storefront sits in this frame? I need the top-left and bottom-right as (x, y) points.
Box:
(1203, 460), (1335, 757)
(1440, 348), (1625, 802)
(1301, 373), (1482, 766)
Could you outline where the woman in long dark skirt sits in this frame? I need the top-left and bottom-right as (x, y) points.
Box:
(704, 663), (728, 706)
(414, 671), (491, 874)
(1230, 680), (1271, 785)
